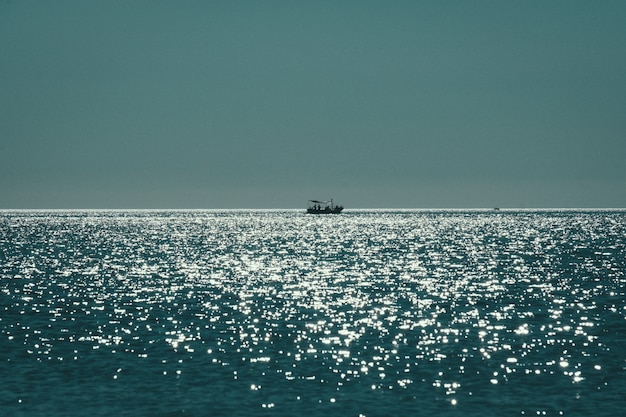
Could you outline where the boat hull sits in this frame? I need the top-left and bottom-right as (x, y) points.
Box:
(307, 207), (343, 214)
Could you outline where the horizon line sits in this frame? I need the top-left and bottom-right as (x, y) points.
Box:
(1, 207), (624, 212)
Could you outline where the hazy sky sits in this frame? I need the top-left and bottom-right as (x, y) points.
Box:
(2, 1), (625, 209)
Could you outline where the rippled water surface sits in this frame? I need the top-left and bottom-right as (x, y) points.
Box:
(1, 209), (625, 416)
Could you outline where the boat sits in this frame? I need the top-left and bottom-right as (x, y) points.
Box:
(307, 199), (344, 214)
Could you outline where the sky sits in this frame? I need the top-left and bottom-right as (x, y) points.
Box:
(1, 1), (625, 209)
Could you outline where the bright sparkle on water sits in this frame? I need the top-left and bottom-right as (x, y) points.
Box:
(1, 209), (626, 416)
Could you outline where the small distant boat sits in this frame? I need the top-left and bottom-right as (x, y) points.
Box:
(307, 199), (344, 214)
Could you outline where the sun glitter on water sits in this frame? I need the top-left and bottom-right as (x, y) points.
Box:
(1, 209), (625, 416)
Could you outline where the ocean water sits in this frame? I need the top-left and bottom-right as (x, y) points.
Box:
(1, 209), (625, 417)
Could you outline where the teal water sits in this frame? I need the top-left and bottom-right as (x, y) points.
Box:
(1, 210), (625, 416)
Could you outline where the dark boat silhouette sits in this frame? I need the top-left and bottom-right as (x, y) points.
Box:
(307, 199), (343, 214)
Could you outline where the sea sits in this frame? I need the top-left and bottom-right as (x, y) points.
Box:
(1, 209), (625, 417)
